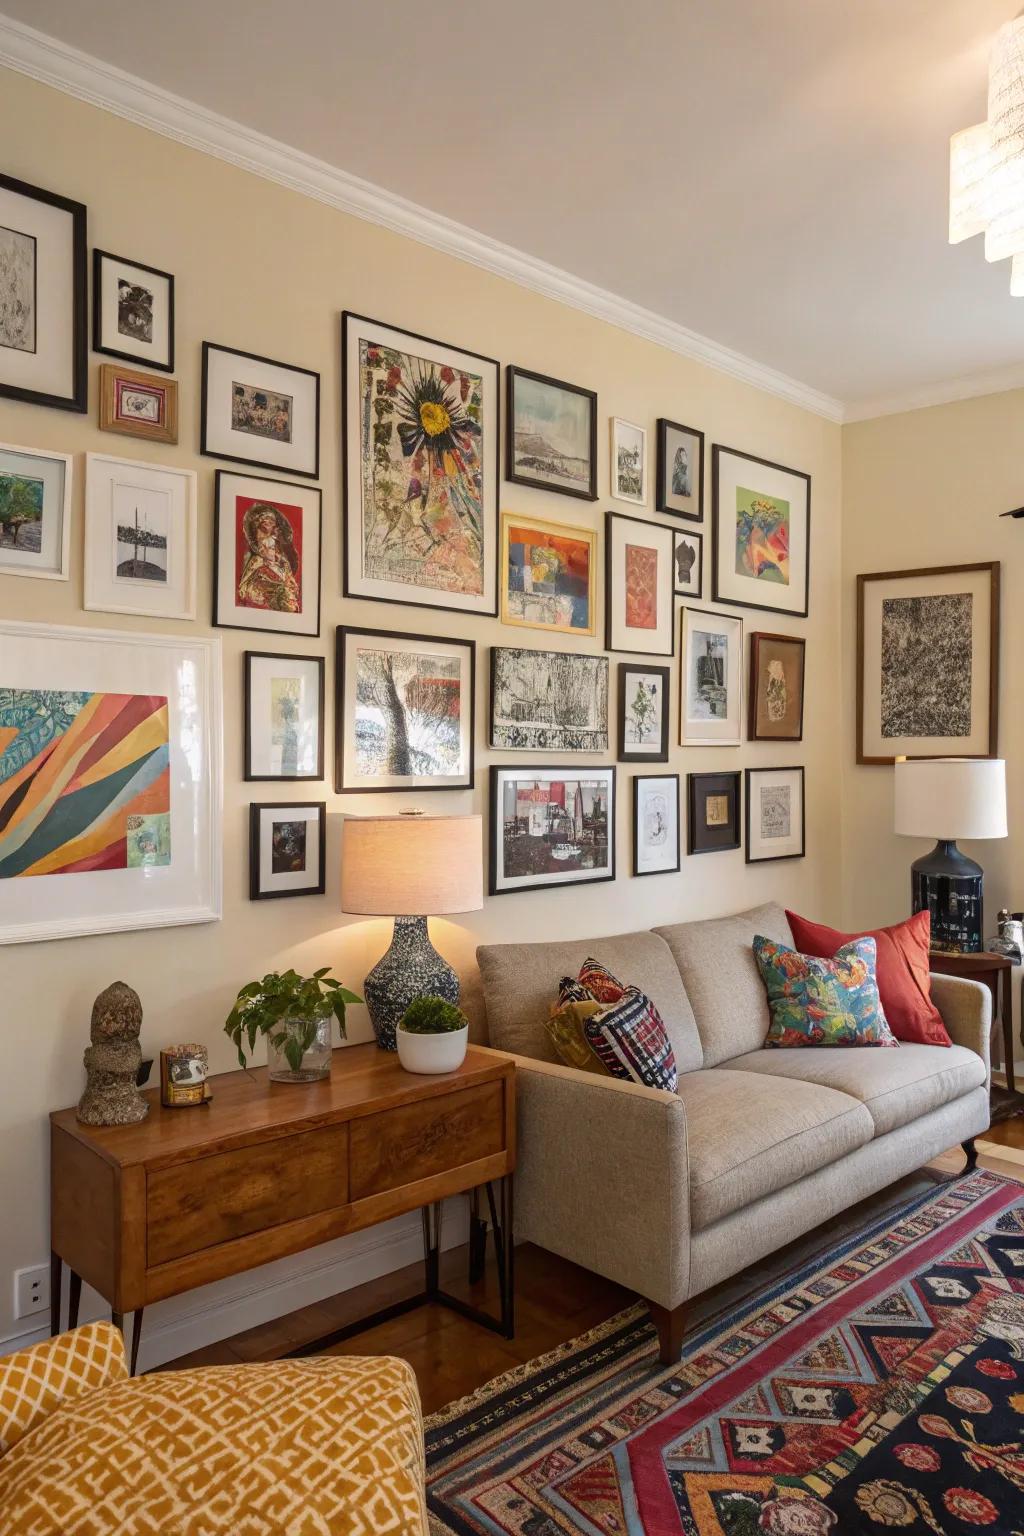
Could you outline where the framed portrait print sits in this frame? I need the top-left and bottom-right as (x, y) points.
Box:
(490, 647), (608, 752)
(749, 631), (805, 741)
(213, 470), (322, 637)
(633, 773), (680, 877)
(202, 341), (320, 478)
(84, 452), (197, 621)
(712, 445), (810, 617)
(336, 627), (475, 793)
(0, 442), (72, 581)
(656, 418), (704, 521)
(99, 364), (178, 444)
(93, 250), (174, 372)
(856, 562), (999, 765)
(250, 801), (325, 900)
(0, 173), (86, 412)
(501, 513), (597, 637)
(245, 651), (325, 781)
(489, 764), (615, 895)
(343, 311), (499, 615)
(679, 606), (743, 745)
(506, 365), (597, 500)
(617, 662), (670, 763)
(605, 512), (674, 656)
(746, 766), (805, 863)
(674, 528), (703, 598)
(687, 771), (741, 856)
(611, 417), (647, 505)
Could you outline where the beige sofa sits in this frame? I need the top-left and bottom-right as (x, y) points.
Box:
(477, 901), (991, 1362)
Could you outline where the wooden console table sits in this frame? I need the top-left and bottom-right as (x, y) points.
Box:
(929, 950), (1022, 1121)
(50, 1043), (515, 1372)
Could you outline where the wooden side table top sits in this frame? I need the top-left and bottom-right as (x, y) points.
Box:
(928, 950), (1014, 976)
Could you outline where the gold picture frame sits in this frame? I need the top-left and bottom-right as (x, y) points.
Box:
(499, 512), (597, 637)
(99, 363), (178, 444)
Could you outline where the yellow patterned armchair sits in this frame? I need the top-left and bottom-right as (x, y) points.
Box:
(0, 1322), (427, 1535)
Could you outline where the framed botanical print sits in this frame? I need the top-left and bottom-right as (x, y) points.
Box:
(490, 647), (608, 752)
(674, 528), (703, 598)
(633, 773), (680, 877)
(856, 562), (999, 765)
(611, 418), (647, 504)
(489, 765), (615, 895)
(687, 771), (741, 856)
(656, 418), (704, 521)
(245, 651), (325, 781)
(506, 365), (597, 500)
(501, 513), (597, 636)
(0, 443), (72, 581)
(712, 444), (810, 617)
(605, 512), (674, 656)
(335, 627), (475, 793)
(746, 766), (805, 863)
(213, 470), (322, 637)
(749, 632), (806, 741)
(343, 312), (499, 615)
(201, 342), (320, 478)
(99, 364), (178, 444)
(84, 452), (197, 621)
(617, 662), (670, 763)
(0, 173), (86, 412)
(679, 606), (743, 745)
(93, 250), (174, 373)
(250, 801), (325, 900)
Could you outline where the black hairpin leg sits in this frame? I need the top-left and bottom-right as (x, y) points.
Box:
(67, 1270), (82, 1329)
(468, 1186), (488, 1284)
(50, 1252), (63, 1337)
(426, 1176), (515, 1339)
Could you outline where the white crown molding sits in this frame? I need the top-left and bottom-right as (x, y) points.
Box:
(843, 361), (1024, 423)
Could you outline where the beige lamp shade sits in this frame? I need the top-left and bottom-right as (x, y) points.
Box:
(341, 813), (483, 916)
(894, 758), (1007, 841)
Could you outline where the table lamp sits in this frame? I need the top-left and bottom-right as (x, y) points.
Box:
(894, 757), (1007, 953)
(341, 811), (483, 1050)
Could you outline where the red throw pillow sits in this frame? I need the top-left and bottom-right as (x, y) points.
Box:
(786, 910), (951, 1046)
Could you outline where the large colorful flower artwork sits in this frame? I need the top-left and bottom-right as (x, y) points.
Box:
(735, 485), (790, 584)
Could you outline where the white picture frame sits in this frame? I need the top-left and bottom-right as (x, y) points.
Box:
(746, 765), (805, 863)
(605, 511), (675, 656)
(611, 417), (647, 505)
(201, 342), (320, 478)
(633, 773), (681, 877)
(679, 605), (743, 745)
(84, 452), (197, 621)
(0, 442), (72, 581)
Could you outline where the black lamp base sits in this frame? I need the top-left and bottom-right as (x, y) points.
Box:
(363, 915), (459, 1051)
(911, 839), (984, 954)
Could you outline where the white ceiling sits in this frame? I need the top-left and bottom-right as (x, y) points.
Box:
(2, 0), (1022, 415)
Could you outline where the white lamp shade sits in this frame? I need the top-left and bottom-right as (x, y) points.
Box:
(341, 813), (483, 916)
(894, 758), (1007, 841)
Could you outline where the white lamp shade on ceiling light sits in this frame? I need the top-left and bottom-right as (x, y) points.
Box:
(894, 758), (1007, 842)
(950, 17), (1024, 290)
(341, 813), (483, 916)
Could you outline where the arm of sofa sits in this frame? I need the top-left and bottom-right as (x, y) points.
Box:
(930, 973), (992, 1086)
(0, 1322), (127, 1456)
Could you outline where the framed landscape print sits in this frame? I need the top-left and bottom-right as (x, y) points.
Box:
(0, 173), (86, 412)
(99, 364), (178, 444)
(506, 365), (597, 501)
(712, 444), (810, 617)
(0, 443), (72, 581)
(93, 250), (174, 373)
(674, 528), (703, 598)
(213, 470), (322, 637)
(749, 631), (805, 741)
(490, 647), (608, 752)
(0, 622), (222, 944)
(84, 453), (197, 621)
(617, 662), (669, 763)
(250, 801), (325, 900)
(746, 766), (805, 863)
(611, 418), (647, 505)
(343, 311), (499, 615)
(489, 765), (615, 895)
(633, 773), (680, 877)
(245, 651), (325, 781)
(202, 341), (320, 478)
(687, 771), (741, 856)
(856, 562), (999, 765)
(501, 513), (597, 637)
(605, 512), (674, 656)
(679, 606), (743, 745)
(656, 418), (704, 521)
(336, 627), (475, 793)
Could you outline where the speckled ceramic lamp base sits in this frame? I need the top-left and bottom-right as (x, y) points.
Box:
(364, 915), (460, 1051)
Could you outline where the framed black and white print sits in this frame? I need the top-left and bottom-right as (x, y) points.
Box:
(202, 342), (320, 478)
(674, 529), (703, 598)
(0, 442), (72, 581)
(687, 771), (741, 856)
(617, 662), (670, 763)
(84, 452), (197, 621)
(611, 418), (647, 505)
(0, 173), (86, 412)
(213, 470), (322, 637)
(679, 606), (743, 745)
(489, 764), (615, 895)
(605, 512), (675, 656)
(93, 250), (174, 372)
(745, 766), (805, 863)
(245, 652), (325, 781)
(656, 418), (704, 521)
(712, 444), (810, 618)
(490, 647), (608, 752)
(633, 773), (680, 877)
(250, 801), (325, 900)
(506, 365), (597, 501)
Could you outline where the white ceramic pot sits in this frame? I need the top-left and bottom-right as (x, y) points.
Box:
(396, 1024), (468, 1075)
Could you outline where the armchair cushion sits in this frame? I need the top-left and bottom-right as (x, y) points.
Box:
(0, 1322), (126, 1457)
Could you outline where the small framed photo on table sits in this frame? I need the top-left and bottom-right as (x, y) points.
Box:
(0, 442), (72, 581)
(245, 651), (325, 781)
(250, 801), (326, 900)
(687, 771), (741, 855)
(746, 765), (805, 863)
(93, 251), (175, 373)
(633, 773), (680, 877)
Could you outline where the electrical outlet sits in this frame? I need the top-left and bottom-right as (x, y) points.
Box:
(14, 1264), (50, 1320)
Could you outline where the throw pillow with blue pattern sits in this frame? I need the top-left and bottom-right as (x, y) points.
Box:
(754, 934), (898, 1049)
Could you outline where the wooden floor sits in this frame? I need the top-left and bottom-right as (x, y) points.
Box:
(165, 1114), (1024, 1417)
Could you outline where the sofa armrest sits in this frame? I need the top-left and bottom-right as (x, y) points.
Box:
(0, 1323), (127, 1456)
(930, 973), (991, 1086)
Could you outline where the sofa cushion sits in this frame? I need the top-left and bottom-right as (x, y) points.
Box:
(584, 986), (678, 1091)
(755, 935), (898, 1049)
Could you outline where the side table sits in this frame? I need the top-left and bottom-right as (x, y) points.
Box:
(929, 950), (1023, 1122)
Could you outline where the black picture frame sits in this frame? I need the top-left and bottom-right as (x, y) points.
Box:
(0, 173), (86, 413)
(201, 341), (321, 478)
(244, 651), (326, 782)
(488, 764), (616, 896)
(687, 771), (741, 855)
(505, 364), (598, 501)
(711, 443), (811, 618)
(745, 766), (806, 864)
(249, 801), (326, 900)
(617, 661), (670, 763)
(673, 528), (704, 599)
(212, 470), (323, 637)
(632, 773), (681, 877)
(604, 510), (676, 656)
(656, 418), (704, 521)
(92, 249), (175, 373)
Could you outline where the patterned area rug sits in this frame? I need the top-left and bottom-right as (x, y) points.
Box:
(425, 1170), (1024, 1535)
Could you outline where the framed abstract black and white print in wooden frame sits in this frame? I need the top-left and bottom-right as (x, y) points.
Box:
(202, 342), (320, 478)
(656, 418), (704, 522)
(745, 765), (805, 863)
(712, 444), (810, 618)
(633, 773), (680, 877)
(250, 801), (326, 900)
(244, 651), (325, 782)
(489, 764), (615, 896)
(93, 250), (175, 373)
(506, 364), (598, 502)
(0, 173), (86, 413)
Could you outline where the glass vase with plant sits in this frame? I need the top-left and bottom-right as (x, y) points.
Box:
(225, 968), (362, 1083)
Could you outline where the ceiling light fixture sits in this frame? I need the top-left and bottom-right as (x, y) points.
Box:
(950, 16), (1024, 295)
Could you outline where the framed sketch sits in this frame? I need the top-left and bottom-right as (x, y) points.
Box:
(0, 173), (86, 412)
(245, 651), (325, 781)
(213, 470), (322, 637)
(746, 766), (805, 863)
(0, 443), (72, 581)
(343, 311), (499, 615)
(99, 364), (178, 444)
(93, 250), (174, 373)
(749, 631), (805, 741)
(617, 662), (670, 762)
(202, 341), (320, 478)
(712, 444), (810, 617)
(633, 773), (680, 877)
(674, 528), (703, 598)
(611, 417), (647, 505)
(679, 606), (743, 745)
(490, 647), (608, 752)
(335, 627), (475, 793)
(506, 365), (597, 501)
(489, 764), (615, 895)
(501, 513), (597, 637)
(0, 621), (222, 944)
(687, 771), (741, 856)
(856, 562), (999, 765)
(656, 418), (704, 521)
(605, 512), (674, 656)
(250, 801), (325, 900)
(84, 452), (197, 621)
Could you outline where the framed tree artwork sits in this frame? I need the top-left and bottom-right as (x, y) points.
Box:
(633, 773), (680, 877)
(213, 470), (322, 637)
(679, 606), (743, 745)
(746, 766), (805, 863)
(490, 648), (608, 752)
(98, 364), (178, 445)
(506, 365), (597, 501)
(84, 453), (197, 622)
(250, 801), (325, 899)
(201, 342), (320, 478)
(605, 512), (674, 656)
(0, 173), (86, 412)
(673, 528), (703, 598)
(611, 418), (647, 504)
(687, 771), (741, 856)
(501, 513), (597, 637)
(656, 418), (704, 521)
(244, 651), (325, 781)
(712, 444), (811, 617)
(93, 250), (174, 373)
(489, 765), (615, 895)
(0, 442), (72, 581)
(617, 662), (670, 763)
(748, 631), (806, 741)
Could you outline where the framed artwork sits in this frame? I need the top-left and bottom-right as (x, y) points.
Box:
(489, 765), (615, 895)
(605, 511), (674, 656)
(201, 341), (320, 478)
(0, 173), (86, 412)
(250, 801), (325, 900)
(84, 452), (197, 621)
(674, 528), (703, 598)
(335, 627), (475, 793)
(712, 444), (811, 617)
(501, 512), (597, 637)
(856, 562), (999, 765)
(99, 363), (178, 444)
(656, 418), (704, 521)
(213, 470), (322, 637)
(245, 651), (325, 781)
(0, 442), (72, 581)
(633, 773), (680, 877)
(0, 621), (222, 944)
(506, 365), (597, 501)
(93, 250), (174, 373)
(342, 311), (499, 615)
(611, 417), (647, 505)
(617, 662), (670, 763)
(687, 771), (741, 856)
(679, 606), (743, 745)
(490, 647), (608, 752)
(749, 631), (805, 741)
(746, 766), (805, 863)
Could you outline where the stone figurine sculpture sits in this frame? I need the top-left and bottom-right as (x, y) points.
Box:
(77, 981), (150, 1126)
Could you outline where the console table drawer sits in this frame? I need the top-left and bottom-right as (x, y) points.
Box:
(350, 1081), (505, 1200)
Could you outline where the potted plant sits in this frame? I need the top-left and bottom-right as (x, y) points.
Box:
(225, 968), (362, 1083)
(396, 995), (470, 1075)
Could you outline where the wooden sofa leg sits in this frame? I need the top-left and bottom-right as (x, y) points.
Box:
(648, 1301), (687, 1364)
(962, 1137), (979, 1170)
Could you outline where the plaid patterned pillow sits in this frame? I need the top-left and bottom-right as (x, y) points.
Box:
(583, 986), (678, 1091)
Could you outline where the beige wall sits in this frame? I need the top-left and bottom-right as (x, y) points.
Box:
(0, 69), (842, 1356)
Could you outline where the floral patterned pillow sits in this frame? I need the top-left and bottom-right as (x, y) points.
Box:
(754, 935), (898, 1049)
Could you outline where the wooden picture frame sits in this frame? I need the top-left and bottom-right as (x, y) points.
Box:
(656, 418), (704, 521)
(93, 250), (175, 373)
(748, 631), (806, 741)
(500, 511), (598, 637)
(506, 364), (598, 501)
(201, 341), (320, 478)
(244, 651), (325, 782)
(712, 444), (811, 618)
(633, 773), (681, 877)
(249, 801), (326, 900)
(0, 173), (87, 413)
(99, 364), (178, 444)
(745, 766), (805, 863)
(687, 771), (741, 856)
(617, 661), (670, 763)
(489, 764), (616, 895)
